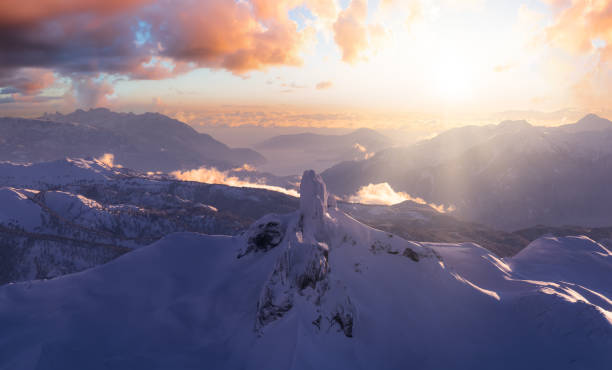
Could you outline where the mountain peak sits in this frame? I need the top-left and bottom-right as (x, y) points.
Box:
(88, 107), (112, 114)
(562, 113), (612, 132)
(576, 113), (611, 126)
(579, 113), (603, 121)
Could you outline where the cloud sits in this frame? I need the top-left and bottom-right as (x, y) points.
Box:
(493, 63), (516, 73)
(315, 80), (333, 90)
(544, 0), (612, 57)
(352, 142), (374, 159)
(306, 0), (340, 20)
(0, 0), (312, 79)
(172, 166), (299, 197)
(0, 68), (55, 95)
(0, 0), (316, 104)
(95, 153), (123, 168)
(0, 0), (152, 26)
(333, 0), (369, 63)
(72, 77), (115, 108)
(348, 182), (453, 212)
(232, 164), (256, 172)
(540, 0), (612, 106)
(332, 0), (394, 63)
(157, 0), (314, 74)
(282, 82), (308, 88)
(0, 0), (438, 109)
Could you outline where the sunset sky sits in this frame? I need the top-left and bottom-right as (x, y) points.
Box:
(1, 0), (611, 128)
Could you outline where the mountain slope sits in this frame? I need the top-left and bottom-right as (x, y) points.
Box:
(0, 158), (298, 285)
(254, 128), (393, 175)
(0, 171), (610, 369)
(339, 200), (528, 257)
(322, 114), (612, 230)
(0, 108), (265, 172)
(515, 224), (612, 249)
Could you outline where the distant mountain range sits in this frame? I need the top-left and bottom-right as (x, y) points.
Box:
(255, 128), (391, 151)
(323, 114), (612, 230)
(253, 128), (393, 175)
(0, 108), (266, 172)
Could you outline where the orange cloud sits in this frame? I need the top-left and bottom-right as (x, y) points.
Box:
(0, 0), (152, 26)
(130, 57), (193, 80)
(0, 0), (316, 87)
(332, 0), (394, 64)
(95, 153), (123, 168)
(154, 0), (315, 75)
(316, 80), (333, 89)
(544, 0), (612, 57)
(333, 0), (369, 63)
(0, 68), (55, 95)
(542, 0), (612, 106)
(306, 0), (340, 20)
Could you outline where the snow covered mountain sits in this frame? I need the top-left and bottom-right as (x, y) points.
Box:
(0, 170), (610, 369)
(0, 108), (265, 172)
(322, 114), (612, 230)
(0, 158), (298, 284)
(339, 201), (528, 257)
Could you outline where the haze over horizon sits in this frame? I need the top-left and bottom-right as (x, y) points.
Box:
(2, 0), (612, 133)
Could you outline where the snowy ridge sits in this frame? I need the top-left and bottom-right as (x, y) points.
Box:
(0, 157), (123, 188)
(0, 170), (610, 369)
(0, 158), (298, 285)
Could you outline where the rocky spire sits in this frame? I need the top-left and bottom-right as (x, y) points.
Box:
(300, 170), (328, 218)
(299, 170), (329, 242)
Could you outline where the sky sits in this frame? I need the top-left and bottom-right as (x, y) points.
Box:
(1, 0), (611, 129)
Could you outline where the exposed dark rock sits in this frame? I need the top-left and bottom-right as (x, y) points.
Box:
(255, 289), (293, 328)
(369, 240), (392, 254)
(331, 310), (354, 338)
(239, 219), (285, 258)
(402, 247), (420, 262)
(250, 222), (283, 251)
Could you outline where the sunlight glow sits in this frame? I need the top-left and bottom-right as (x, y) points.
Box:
(433, 56), (475, 101)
